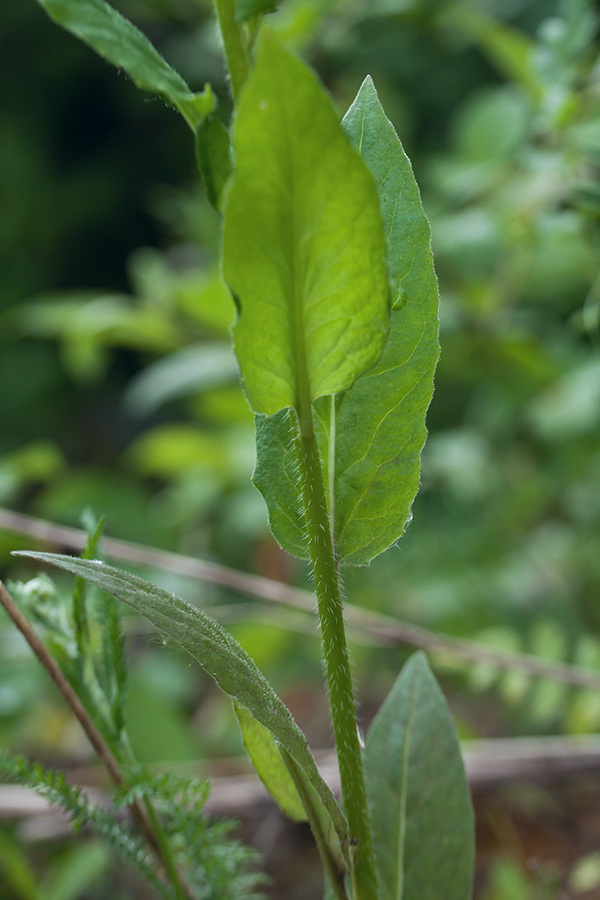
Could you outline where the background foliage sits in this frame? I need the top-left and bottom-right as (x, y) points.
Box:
(2, 0), (600, 896)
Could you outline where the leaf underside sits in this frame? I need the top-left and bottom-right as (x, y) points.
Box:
(15, 552), (349, 864)
(223, 40), (389, 417)
(364, 653), (474, 900)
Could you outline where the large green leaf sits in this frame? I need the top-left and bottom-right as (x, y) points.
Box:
(223, 40), (389, 416)
(15, 552), (349, 864)
(194, 114), (232, 211)
(35, 0), (213, 131)
(252, 77), (440, 565)
(364, 653), (474, 900)
(330, 77), (440, 564)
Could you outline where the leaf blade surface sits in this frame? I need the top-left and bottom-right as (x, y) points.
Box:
(364, 653), (474, 900)
(223, 40), (389, 416)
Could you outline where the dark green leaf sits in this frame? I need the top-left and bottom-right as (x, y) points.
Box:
(35, 0), (214, 130)
(364, 653), (474, 900)
(194, 112), (233, 210)
(223, 40), (389, 416)
(15, 552), (349, 864)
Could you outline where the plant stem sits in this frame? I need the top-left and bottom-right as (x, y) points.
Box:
(296, 426), (379, 900)
(211, 0), (251, 104)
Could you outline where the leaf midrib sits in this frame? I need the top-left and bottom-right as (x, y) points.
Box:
(396, 670), (418, 900)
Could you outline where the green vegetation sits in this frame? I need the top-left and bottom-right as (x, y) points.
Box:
(1, 0), (599, 897)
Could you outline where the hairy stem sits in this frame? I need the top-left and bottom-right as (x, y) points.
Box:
(296, 427), (379, 900)
(211, 0), (251, 104)
(0, 581), (190, 900)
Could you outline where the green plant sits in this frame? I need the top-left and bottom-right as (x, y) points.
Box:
(0, 513), (263, 899)
(4, 0), (475, 898)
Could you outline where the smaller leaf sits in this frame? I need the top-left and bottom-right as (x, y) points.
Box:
(234, 701), (306, 821)
(36, 0), (215, 130)
(364, 652), (474, 900)
(194, 111), (233, 210)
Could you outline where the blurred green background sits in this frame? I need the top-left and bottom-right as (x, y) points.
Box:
(1, 0), (600, 896)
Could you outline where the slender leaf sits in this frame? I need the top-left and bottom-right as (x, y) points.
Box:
(35, 0), (214, 130)
(325, 76), (440, 564)
(364, 653), (474, 900)
(223, 39), (389, 416)
(195, 114), (233, 210)
(0, 832), (38, 900)
(15, 551), (350, 865)
(234, 702), (306, 821)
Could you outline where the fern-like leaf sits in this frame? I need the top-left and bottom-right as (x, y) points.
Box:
(0, 751), (173, 900)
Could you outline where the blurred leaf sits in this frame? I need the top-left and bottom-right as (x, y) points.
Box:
(197, 386), (254, 424)
(0, 831), (38, 900)
(5, 442), (65, 483)
(223, 40), (389, 415)
(124, 675), (199, 762)
(364, 652), (474, 900)
(483, 858), (532, 900)
(453, 87), (529, 162)
(569, 852), (600, 894)
(43, 841), (110, 900)
(454, 9), (539, 99)
(528, 359), (600, 439)
(125, 345), (239, 417)
(35, 0), (215, 130)
(16, 552), (350, 861)
(175, 270), (236, 335)
(195, 113), (232, 210)
(126, 424), (226, 478)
